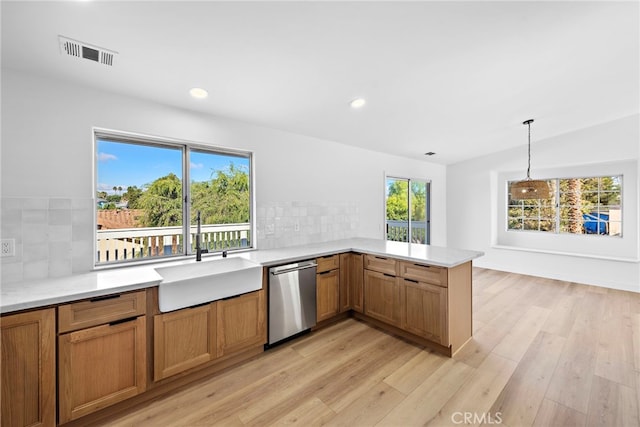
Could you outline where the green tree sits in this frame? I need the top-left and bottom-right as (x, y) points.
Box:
(122, 186), (143, 209)
(192, 164), (250, 224)
(106, 194), (121, 203)
(386, 180), (408, 221)
(410, 182), (427, 221)
(386, 180), (427, 221)
(137, 173), (183, 227)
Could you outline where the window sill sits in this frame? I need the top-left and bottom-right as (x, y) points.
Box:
(491, 244), (639, 263)
(92, 247), (257, 271)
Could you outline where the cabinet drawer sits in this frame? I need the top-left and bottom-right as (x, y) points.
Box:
(399, 261), (448, 287)
(316, 254), (340, 273)
(364, 254), (398, 276)
(59, 290), (146, 333)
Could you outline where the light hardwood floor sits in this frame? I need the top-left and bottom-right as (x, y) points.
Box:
(93, 268), (640, 426)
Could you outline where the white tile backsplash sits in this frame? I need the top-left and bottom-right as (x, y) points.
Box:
(1, 197), (94, 284)
(256, 200), (360, 250)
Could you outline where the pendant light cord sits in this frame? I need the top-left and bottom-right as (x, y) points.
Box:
(524, 119), (534, 180)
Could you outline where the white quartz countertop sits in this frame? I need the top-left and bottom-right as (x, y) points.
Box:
(1, 238), (483, 314)
(242, 238), (483, 268)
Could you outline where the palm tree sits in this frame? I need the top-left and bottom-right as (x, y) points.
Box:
(567, 179), (582, 233)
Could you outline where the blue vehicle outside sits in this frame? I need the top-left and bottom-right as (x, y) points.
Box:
(583, 212), (609, 234)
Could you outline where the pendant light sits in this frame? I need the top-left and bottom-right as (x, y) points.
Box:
(510, 119), (551, 200)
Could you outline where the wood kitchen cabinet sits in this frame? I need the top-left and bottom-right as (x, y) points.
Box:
(359, 255), (472, 355)
(316, 269), (340, 321)
(339, 252), (364, 313)
(1, 308), (55, 427)
(363, 269), (403, 328)
(400, 261), (449, 345)
(399, 260), (472, 354)
(403, 279), (448, 346)
(58, 291), (147, 424)
(316, 255), (340, 322)
(216, 290), (266, 358)
(154, 303), (217, 381)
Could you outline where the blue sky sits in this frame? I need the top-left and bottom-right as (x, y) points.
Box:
(97, 139), (249, 194)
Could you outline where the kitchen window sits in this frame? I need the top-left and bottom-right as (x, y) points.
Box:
(507, 175), (622, 236)
(94, 131), (253, 265)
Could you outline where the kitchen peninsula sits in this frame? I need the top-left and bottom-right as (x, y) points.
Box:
(1, 238), (482, 426)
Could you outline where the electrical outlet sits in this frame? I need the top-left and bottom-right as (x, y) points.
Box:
(1, 239), (15, 257)
(294, 221), (300, 232)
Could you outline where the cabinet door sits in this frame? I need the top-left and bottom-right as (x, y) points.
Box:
(154, 304), (216, 381)
(340, 253), (364, 313)
(364, 270), (402, 327)
(1, 309), (55, 427)
(316, 269), (340, 321)
(403, 279), (448, 346)
(58, 316), (146, 423)
(216, 291), (266, 358)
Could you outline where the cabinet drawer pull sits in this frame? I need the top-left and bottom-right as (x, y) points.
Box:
(109, 316), (138, 326)
(414, 263), (430, 268)
(405, 278), (419, 283)
(189, 301), (211, 309)
(90, 294), (120, 303)
(383, 273), (395, 278)
(319, 270), (334, 275)
(375, 256), (388, 260)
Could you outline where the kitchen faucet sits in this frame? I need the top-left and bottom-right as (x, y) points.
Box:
(195, 211), (207, 261)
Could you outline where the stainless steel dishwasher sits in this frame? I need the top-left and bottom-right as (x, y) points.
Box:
(268, 260), (317, 346)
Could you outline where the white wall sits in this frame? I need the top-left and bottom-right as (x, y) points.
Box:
(448, 115), (640, 292)
(0, 69), (447, 282)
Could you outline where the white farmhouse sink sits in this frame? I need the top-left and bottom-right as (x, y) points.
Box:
(155, 257), (263, 312)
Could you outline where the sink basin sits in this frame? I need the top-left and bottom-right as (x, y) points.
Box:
(155, 257), (263, 312)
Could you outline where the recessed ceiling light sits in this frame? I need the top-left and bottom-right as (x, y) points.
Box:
(350, 98), (366, 109)
(189, 88), (208, 99)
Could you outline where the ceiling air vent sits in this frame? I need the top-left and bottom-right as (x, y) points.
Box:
(58, 36), (117, 67)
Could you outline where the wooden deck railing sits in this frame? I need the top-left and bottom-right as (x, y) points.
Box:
(97, 223), (251, 263)
(386, 220), (428, 244)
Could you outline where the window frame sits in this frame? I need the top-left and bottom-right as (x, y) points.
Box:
(495, 161), (638, 262)
(93, 128), (255, 267)
(506, 175), (623, 237)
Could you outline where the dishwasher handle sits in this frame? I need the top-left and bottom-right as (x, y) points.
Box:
(270, 261), (318, 276)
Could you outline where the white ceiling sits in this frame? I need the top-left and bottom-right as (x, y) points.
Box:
(2, 1), (638, 164)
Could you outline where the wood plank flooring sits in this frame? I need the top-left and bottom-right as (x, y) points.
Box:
(92, 268), (640, 426)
